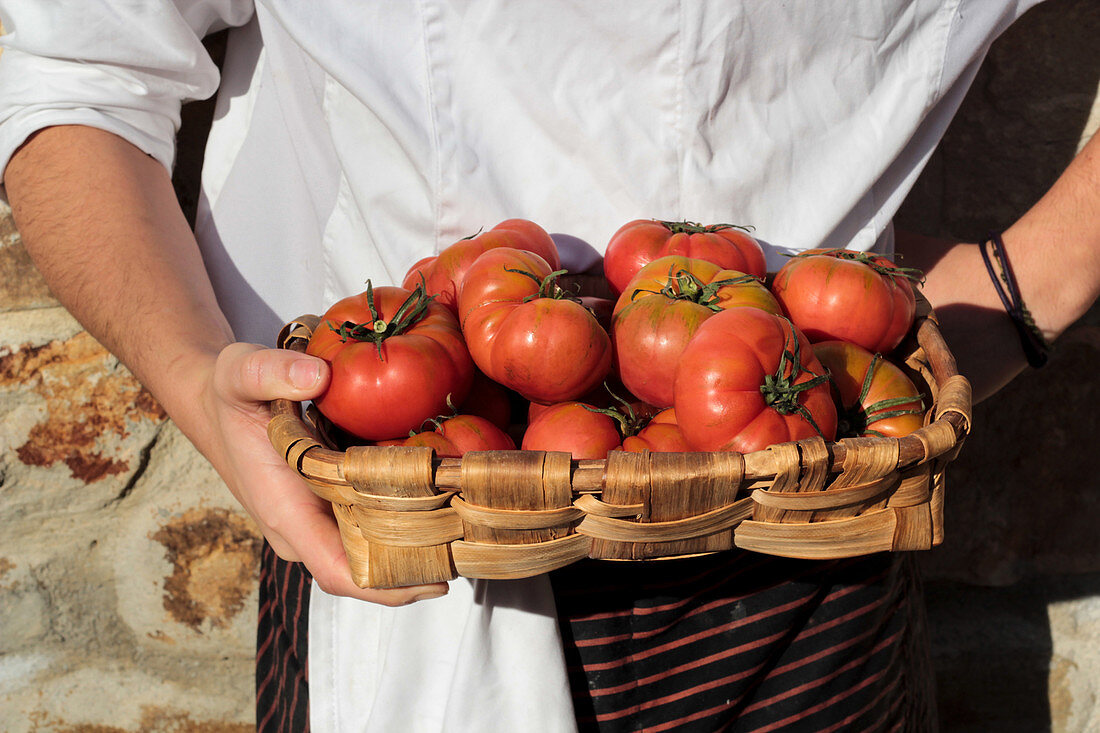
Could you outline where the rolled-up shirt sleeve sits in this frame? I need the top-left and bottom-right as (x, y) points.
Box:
(0, 0), (254, 183)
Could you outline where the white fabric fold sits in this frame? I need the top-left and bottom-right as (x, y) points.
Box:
(0, 0), (252, 176)
(309, 576), (578, 733)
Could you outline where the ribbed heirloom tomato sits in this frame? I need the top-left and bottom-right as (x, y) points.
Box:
(305, 282), (474, 441)
(458, 247), (612, 404)
(403, 219), (561, 316)
(673, 307), (837, 453)
(521, 402), (622, 459)
(612, 255), (782, 407)
(621, 408), (692, 453)
(381, 414), (516, 457)
(812, 341), (925, 439)
(603, 219), (767, 298)
(770, 249), (921, 354)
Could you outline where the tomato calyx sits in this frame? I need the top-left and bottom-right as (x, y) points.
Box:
(630, 266), (759, 312)
(579, 385), (650, 438)
(758, 328), (832, 437)
(658, 220), (755, 236)
(503, 266), (583, 304)
(834, 353), (926, 438)
(328, 280), (436, 357)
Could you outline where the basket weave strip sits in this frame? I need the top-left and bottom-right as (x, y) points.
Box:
(751, 478), (894, 512)
(341, 445), (456, 588)
(432, 459), (606, 494)
(592, 451), (745, 559)
(752, 442), (801, 524)
(298, 452), (343, 487)
(450, 496), (586, 531)
(452, 534), (591, 579)
(930, 469), (946, 546)
(350, 491), (456, 512)
(277, 315), (321, 348)
(751, 438), (832, 524)
(934, 374), (972, 425)
(886, 465), (933, 508)
(343, 445), (435, 497)
(891, 503), (935, 551)
(799, 437), (831, 484)
(577, 496), (755, 543)
(267, 411), (324, 469)
(459, 450), (576, 545)
(734, 509), (899, 559)
(835, 437), (900, 483)
(913, 420), (961, 465)
(331, 503), (375, 587)
(573, 494), (645, 518)
(926, 374), (972, 467)
(355, 506), (465, 546)
(800, 437), (834, 523)
(817, 437), (901, 520)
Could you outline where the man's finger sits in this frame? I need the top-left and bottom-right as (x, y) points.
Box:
(215, 342), (330, 404)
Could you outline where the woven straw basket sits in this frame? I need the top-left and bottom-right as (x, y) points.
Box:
(268, 297), (972, 589)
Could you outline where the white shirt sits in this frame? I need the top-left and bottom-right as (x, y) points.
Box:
(0, 2), (1040, 730)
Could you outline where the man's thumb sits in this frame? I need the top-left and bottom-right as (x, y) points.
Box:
(217, 343), (330, 403)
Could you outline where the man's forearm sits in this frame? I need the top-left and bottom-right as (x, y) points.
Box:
(999, 129), (1100, 340)
(898, 130), (1100, 401)
(5, 125), (234, 443)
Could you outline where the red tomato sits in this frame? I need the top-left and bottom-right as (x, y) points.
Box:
(403, 219), (561, 316)
(306, 283), (474, 441)
(603, 219), (767, 298)
(621, 408), (692, 452)
(458, 247), (612, 404)
(611, 256), (782, 408)
(521, 402), (622, 459)
(813, 341), (925, 439)
(770, 249), (920, 354)
(673, 308), (837, 453)
(401, 414), (516, 457)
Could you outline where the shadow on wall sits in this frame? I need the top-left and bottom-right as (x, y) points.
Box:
(896, 0), (1100, 730)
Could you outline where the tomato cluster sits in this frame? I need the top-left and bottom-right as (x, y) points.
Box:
(304, 218), (926, 457)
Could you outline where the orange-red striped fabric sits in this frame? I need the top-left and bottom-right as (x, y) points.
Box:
(257, 543), (311, 733)
(255, 544), (935, 732)
(550, 552), (936, 732)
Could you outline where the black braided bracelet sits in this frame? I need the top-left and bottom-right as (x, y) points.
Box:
(979, 232), (1050, 368)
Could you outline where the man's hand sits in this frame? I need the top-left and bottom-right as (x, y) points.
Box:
(197, 343), (449, 605)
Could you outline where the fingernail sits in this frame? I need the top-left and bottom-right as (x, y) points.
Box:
(408, 590), (448, 604)
(289, 359), (322, 389)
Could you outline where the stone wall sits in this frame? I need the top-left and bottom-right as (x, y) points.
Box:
(1, 1), (1098, 730)
(0, 197), (258, 731)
